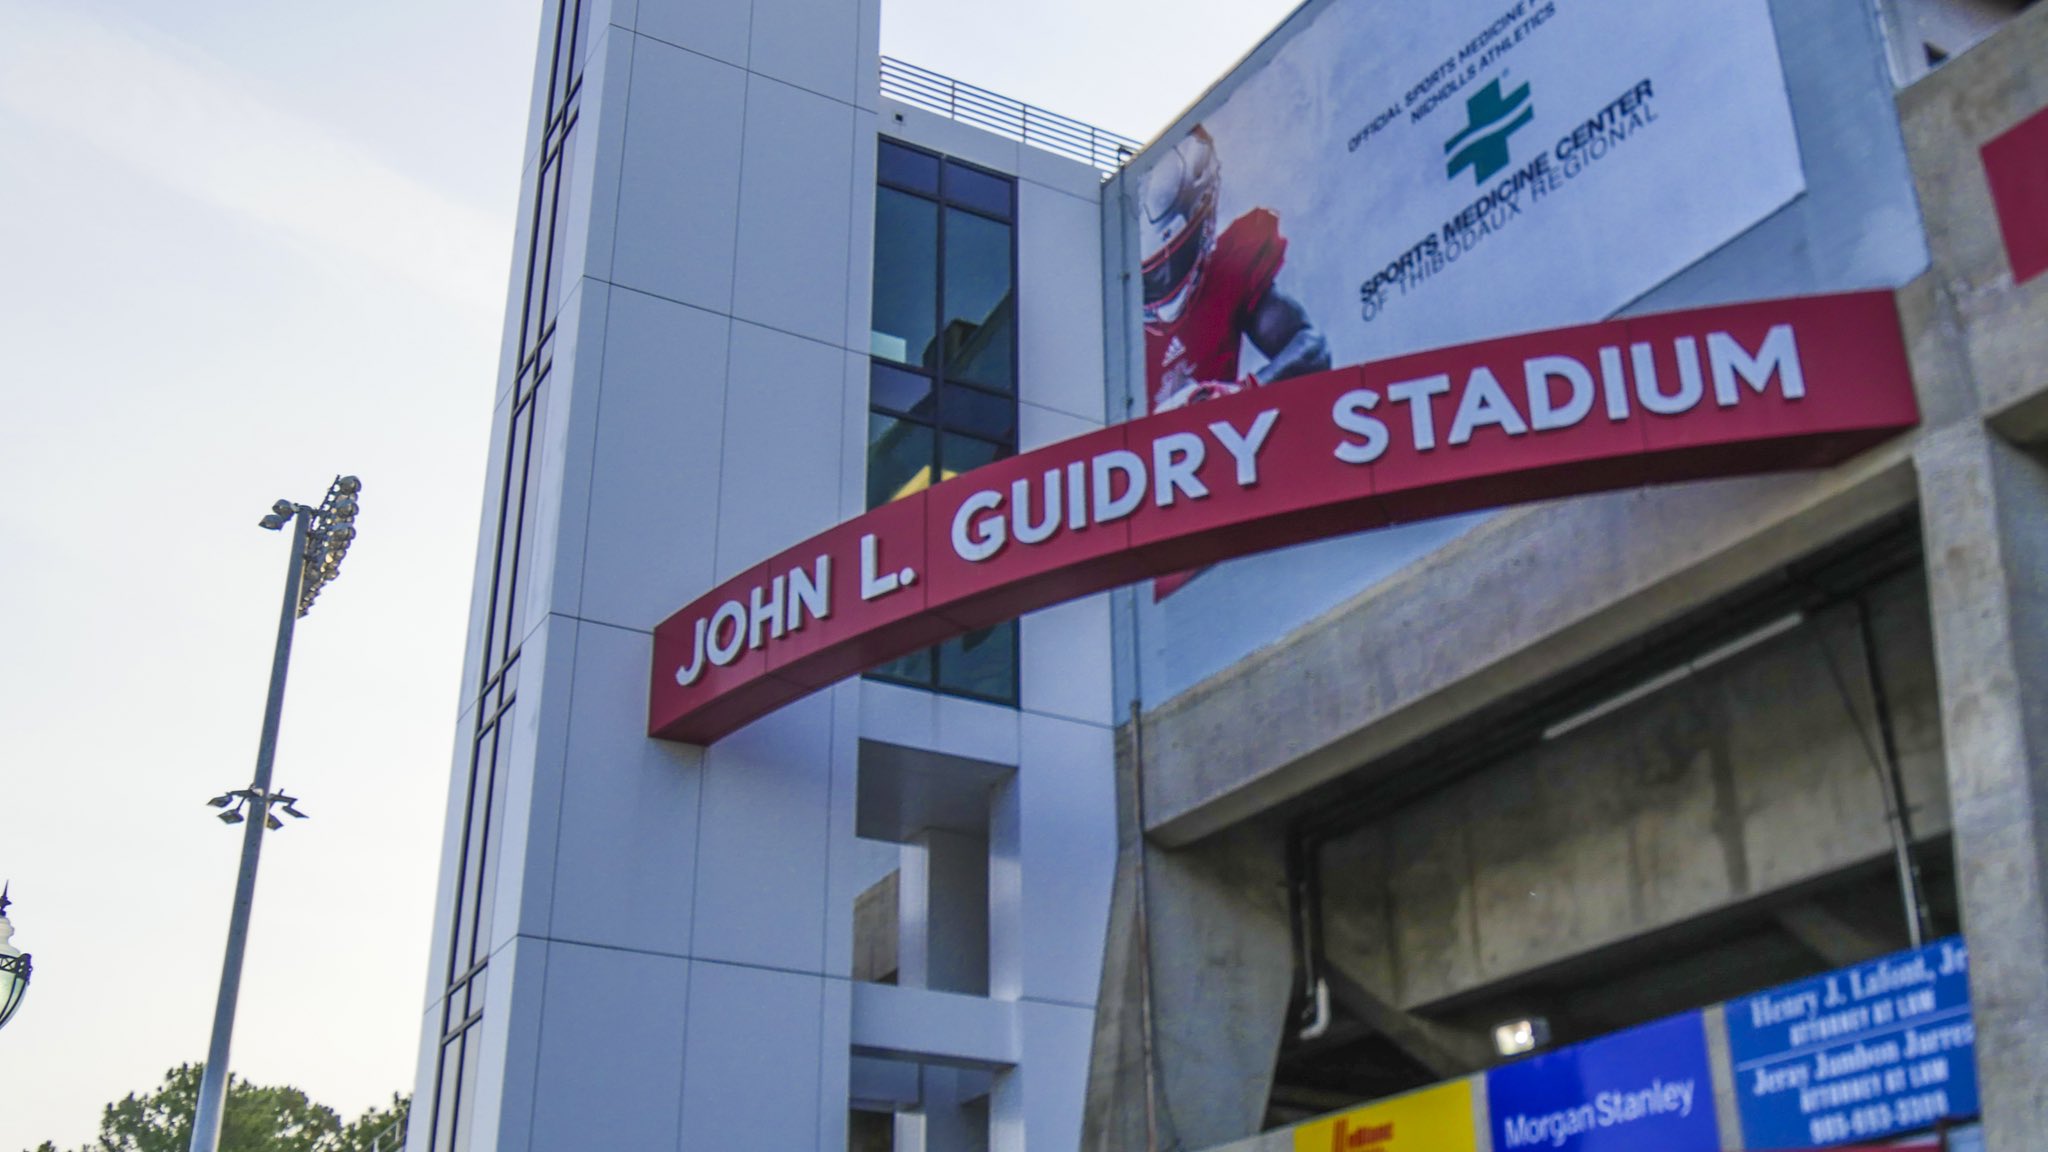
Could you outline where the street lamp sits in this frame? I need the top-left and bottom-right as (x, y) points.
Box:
(188, 475), (361, 1152)
(0, 884), (31, 1032)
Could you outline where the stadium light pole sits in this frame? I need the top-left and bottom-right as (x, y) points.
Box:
(189, 476), (361, 1152)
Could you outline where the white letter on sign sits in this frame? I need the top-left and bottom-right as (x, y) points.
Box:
(1208, 409), (1279, 487)
(951, 491), (1007, 563)
(748, 575), (785, 649)
(1332, 389), (1388, 464)
(676, 617), (709, 686)
(1449, 367), (1529, 445)
(707, 600), (747, 666)
(1387, 375), (1451, 451)
(1012, 471), (1061, 545)
(1525, 356), (1594, 431)
(1634, 340), (1703, 415)
(862, 533), (902, 598)
(1152, 433), (1208, 507)
(1092, 451), (1147, 524)
(1709, 325), (1804, 407)
(787, 555), (830, 630)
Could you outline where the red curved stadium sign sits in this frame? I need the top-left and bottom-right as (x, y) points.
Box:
(650, 290), (1918, 744)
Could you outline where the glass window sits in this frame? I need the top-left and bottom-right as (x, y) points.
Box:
(866, 140), (1020, 706)
(464, 965), (489, 1021)
(868, 414), (935, 507)
(434, 1039), (463, 1152)
(451, 1031), (480, 1151)
(871, 189), (938, 367)
(879, 139), (941, 195)
(939, 384), (1015, 444)
(938, 624), (1018, 701)
(941, 209), (1014, 391)
(944, 160), (1012, 219)
(870, 362), (934, 419)
(869, 646), (933, 687)
(940, 432), (1006, 483)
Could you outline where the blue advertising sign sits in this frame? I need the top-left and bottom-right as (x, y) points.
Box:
(1488, 1011), (1720, 1151)
(1726, 936), (1977, 1148)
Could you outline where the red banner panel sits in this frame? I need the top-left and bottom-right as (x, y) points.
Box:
(1982, 103), (2048, 286)
(650, 290), (1918, 744)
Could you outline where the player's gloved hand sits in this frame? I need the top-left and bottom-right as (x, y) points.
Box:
(1156, 379), (1248, 411)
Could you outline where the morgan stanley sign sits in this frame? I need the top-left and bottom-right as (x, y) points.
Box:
(1487, 1012), (1719, 1151)
(649, 291), (1918, 744)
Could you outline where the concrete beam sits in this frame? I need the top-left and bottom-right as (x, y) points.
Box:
(851, 982), (1019, 1071)
(1140, 447), (1918, 847)
(1308, 579), (1949, 1009)
(1774, 903), (1899, 969)
(1320, 967), (1492, 1079)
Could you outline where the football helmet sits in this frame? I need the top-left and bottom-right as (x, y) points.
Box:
(1139, 126), (1220, 326)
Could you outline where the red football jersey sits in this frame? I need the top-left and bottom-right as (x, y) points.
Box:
(1144, 208), (1288, 412)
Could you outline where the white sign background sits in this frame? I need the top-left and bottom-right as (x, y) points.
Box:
(1167, 0), (1807, 369)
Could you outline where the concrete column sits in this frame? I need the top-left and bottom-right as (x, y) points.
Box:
(897, 830), (993, 1151)
(899, 829), (991, 996)
(1916, 423), (2048, 1149)
(1148, 826), (1297, 1147)
(912, 1069), (990, 1152)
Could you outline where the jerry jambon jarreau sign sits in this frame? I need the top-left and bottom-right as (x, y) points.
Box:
(649, 291), (1918, 744)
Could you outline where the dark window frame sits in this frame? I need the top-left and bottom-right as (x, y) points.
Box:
(429, 2), (587, 1148)
(866, 139), (1021, 707)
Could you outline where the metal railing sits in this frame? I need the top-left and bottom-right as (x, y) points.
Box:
(879, 56), (1143, 174)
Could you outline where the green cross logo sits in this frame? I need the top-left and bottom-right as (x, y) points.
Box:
(1445, 78), (1534, 185)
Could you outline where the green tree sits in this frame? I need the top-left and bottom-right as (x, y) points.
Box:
(27, 1064), (409, 1152)
(336, 1094), (408, 1152)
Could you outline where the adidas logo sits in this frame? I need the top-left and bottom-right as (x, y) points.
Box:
(1162, 336), (1187, 365)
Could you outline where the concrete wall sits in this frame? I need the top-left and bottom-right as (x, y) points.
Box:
(1319, 575), (1948, 1013)
(1897, 9), (2048, 1147)
(1092, 4), (2048, 1150)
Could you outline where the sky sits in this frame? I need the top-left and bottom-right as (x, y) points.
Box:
(0, 0), (1303, 1147)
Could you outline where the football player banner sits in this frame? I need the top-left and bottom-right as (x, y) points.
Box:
(1131, 0), (1803, 406)
(1291, 1079), (1476, 1152)
(647, 290), (1917, 744)
(1128, 0), (1803, 595)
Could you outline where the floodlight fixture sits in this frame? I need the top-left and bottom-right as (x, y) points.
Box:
(1493, 1016), (1551, 1057)
(0, 884), (33, 1033)
(295, 474), (363, 619)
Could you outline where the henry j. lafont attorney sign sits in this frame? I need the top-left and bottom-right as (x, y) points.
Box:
(649, 291), (1918, 744)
